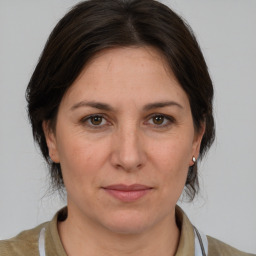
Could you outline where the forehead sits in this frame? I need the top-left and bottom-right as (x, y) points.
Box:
(90, 46), (173, 79)
(61, 46), (189, 110)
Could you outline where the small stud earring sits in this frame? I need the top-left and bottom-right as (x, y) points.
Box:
(192, 156), (196, 163)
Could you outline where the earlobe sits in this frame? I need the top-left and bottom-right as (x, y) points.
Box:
(190, 122), (205, 166)
(42, 121), (60, 163)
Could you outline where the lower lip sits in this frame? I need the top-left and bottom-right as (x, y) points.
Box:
(104, 189), (151, 202)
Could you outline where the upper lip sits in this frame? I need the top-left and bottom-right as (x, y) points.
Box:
(103, 184), (152, 191)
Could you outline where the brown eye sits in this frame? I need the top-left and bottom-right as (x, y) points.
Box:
(146, 114), (174, 128)
(82, 114), (108, 129)
(152, 115), (165, 125)
(90, 116), (103, 125)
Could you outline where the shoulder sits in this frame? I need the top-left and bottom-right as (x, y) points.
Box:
(0, 222), (47, 256)
(207, 235), (255, 256)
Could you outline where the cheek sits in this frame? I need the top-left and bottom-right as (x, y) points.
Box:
(149, 136), (193, 191)
(56, 134), (108, 185)
(151, 136), (193, 169)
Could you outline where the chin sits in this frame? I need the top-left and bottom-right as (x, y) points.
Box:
(100, 210), (157, 235)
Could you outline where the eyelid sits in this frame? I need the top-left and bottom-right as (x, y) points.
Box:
(80, 114), (111, 128)
(145, 113), (176, 127)
(79, 113), (175, 129)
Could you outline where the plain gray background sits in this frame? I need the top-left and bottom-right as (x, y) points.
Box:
(0, 0), (255, 253)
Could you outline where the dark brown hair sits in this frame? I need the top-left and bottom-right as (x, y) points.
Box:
(26, 0), (215, 200)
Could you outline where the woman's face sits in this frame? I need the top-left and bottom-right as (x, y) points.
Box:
(44, 47), (204, 234)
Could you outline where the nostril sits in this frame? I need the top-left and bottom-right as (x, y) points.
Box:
(114, 160), (144, 172)
(137, 163), (143, 169)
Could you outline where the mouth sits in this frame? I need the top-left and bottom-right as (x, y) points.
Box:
(102, 184), (153, 202)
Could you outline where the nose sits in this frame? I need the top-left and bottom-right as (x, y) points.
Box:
(110, 126), (146, 172)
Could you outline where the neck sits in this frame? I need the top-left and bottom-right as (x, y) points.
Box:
(58, 207), (180, 256)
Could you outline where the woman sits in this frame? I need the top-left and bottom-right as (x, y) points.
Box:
(0, 0), (254, 255)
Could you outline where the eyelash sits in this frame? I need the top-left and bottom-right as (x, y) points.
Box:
(80, 114), (109, 129)
(80, 113), (175, 129)
(146, 114), (175, 128)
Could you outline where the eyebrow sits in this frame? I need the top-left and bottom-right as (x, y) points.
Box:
(70, 101), (114, 111)
(143, 101), (183, 111)
(70, 100), (183, 112)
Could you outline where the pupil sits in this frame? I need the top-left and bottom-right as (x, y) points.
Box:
(91, 116), (102, 125)
(153, 115), (164, 125)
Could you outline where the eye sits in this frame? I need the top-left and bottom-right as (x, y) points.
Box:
(81, 114), (108, 128)
(146, 114), (174, 128)
(90, 115), (104, 125)
(152, 115), (165, 125)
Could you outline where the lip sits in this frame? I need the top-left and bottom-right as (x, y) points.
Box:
(102, 184), (153, 202)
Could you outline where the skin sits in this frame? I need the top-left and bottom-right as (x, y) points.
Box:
(43, 46), (205, 256)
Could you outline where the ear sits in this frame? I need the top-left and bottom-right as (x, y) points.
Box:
(42, 121), (60, 163)
(190, 122), (205, 166)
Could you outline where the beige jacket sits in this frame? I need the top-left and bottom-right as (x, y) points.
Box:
(0, 207), (254, 256)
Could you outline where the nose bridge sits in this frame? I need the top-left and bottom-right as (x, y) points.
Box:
(111, 123), (145, 171)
